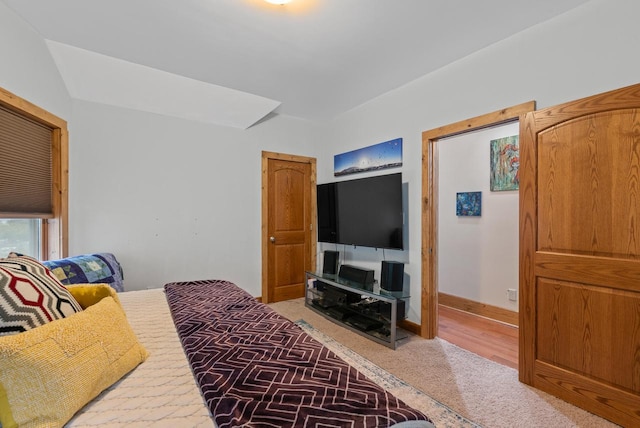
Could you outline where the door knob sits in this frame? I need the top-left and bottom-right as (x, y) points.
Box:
(270, 236), (276, 243)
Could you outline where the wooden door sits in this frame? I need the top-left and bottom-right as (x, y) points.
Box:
(262, 151), (316, 303)
(519, 83), (640, 426)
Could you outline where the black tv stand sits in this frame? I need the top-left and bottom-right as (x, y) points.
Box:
(305, 271), (409, 349)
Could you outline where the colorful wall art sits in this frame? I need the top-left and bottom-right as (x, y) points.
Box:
(334, 138), (402, 176)
(490, 135), (519, 191)
(456, 191), (482, 216)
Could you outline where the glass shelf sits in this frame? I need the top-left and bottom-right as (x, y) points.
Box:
(305, 271), (409, 349)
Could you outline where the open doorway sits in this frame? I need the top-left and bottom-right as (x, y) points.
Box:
(437, 123), (519, 315)
(435, 123), (520, 368)
(419, 102), (535, 362)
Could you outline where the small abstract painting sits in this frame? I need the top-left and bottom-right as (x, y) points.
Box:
(456, 192), (482, 216)
(334, 138), (402, 176)
(490, 135), (519, 191)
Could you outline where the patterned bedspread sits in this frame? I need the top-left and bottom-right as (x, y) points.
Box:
(165, 279), (432, 428)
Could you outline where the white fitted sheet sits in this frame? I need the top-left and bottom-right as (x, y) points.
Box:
(67, 288), (214, 428)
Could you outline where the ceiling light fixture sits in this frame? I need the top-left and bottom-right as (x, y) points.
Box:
(265, 0), (291, 4)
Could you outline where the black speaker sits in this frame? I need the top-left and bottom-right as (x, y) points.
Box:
(338, 264), (374, 288)
(322, 250), (340, 275)
(381, 261), (404, 291)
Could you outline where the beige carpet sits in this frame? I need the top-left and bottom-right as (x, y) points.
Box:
(269, 298), (618, 428)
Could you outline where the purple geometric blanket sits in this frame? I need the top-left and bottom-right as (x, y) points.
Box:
(164, 279), (431, 428)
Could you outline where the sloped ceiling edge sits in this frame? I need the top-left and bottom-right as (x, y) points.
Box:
(46, 40), (281, 130)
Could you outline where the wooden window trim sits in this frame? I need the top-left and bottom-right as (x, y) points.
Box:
(0, 87), (69, 260)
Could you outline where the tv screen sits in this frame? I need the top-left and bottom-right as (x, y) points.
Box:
(317, 173), (403, 250)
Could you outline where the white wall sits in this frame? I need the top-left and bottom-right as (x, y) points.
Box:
(320, 0), (640, 323)
(0, 2), (71, 120)
(438, 123), (519, 311)
(68, 101), (321, 294)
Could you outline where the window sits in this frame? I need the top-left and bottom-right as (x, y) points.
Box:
(0, 87), (69, 260)
(0, 219), (41, 258)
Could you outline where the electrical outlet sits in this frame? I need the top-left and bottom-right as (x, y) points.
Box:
(507, 288), (517, 301)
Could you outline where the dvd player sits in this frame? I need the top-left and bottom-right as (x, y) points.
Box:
(326, 305), (353, 321)
(347, 314), (383, 331)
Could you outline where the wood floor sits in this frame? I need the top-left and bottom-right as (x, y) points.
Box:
(437, 305), (519, 370)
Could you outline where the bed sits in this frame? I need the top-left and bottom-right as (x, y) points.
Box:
(0, 255), (433, 427)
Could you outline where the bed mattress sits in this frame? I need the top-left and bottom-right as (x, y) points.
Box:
(67, 288), (214, 427)
(66, 282), (432, 427)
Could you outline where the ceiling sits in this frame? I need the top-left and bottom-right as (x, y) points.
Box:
(5, 0), (591, 127)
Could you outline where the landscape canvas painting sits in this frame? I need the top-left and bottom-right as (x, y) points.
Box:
(334, 138), (402, 176)
(456, 192), (482, 216)
(490, 135), (519, 191)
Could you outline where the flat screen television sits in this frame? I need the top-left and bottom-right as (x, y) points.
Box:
(317, 172), (403, 250)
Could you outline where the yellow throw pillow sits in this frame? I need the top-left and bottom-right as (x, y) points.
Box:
(0, 296), (148, 428)
(66, 283), (122, 309)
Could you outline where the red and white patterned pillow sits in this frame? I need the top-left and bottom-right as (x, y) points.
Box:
(0, 255), (83, 336)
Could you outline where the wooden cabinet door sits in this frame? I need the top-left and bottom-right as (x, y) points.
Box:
(519, 83), (640, 426)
